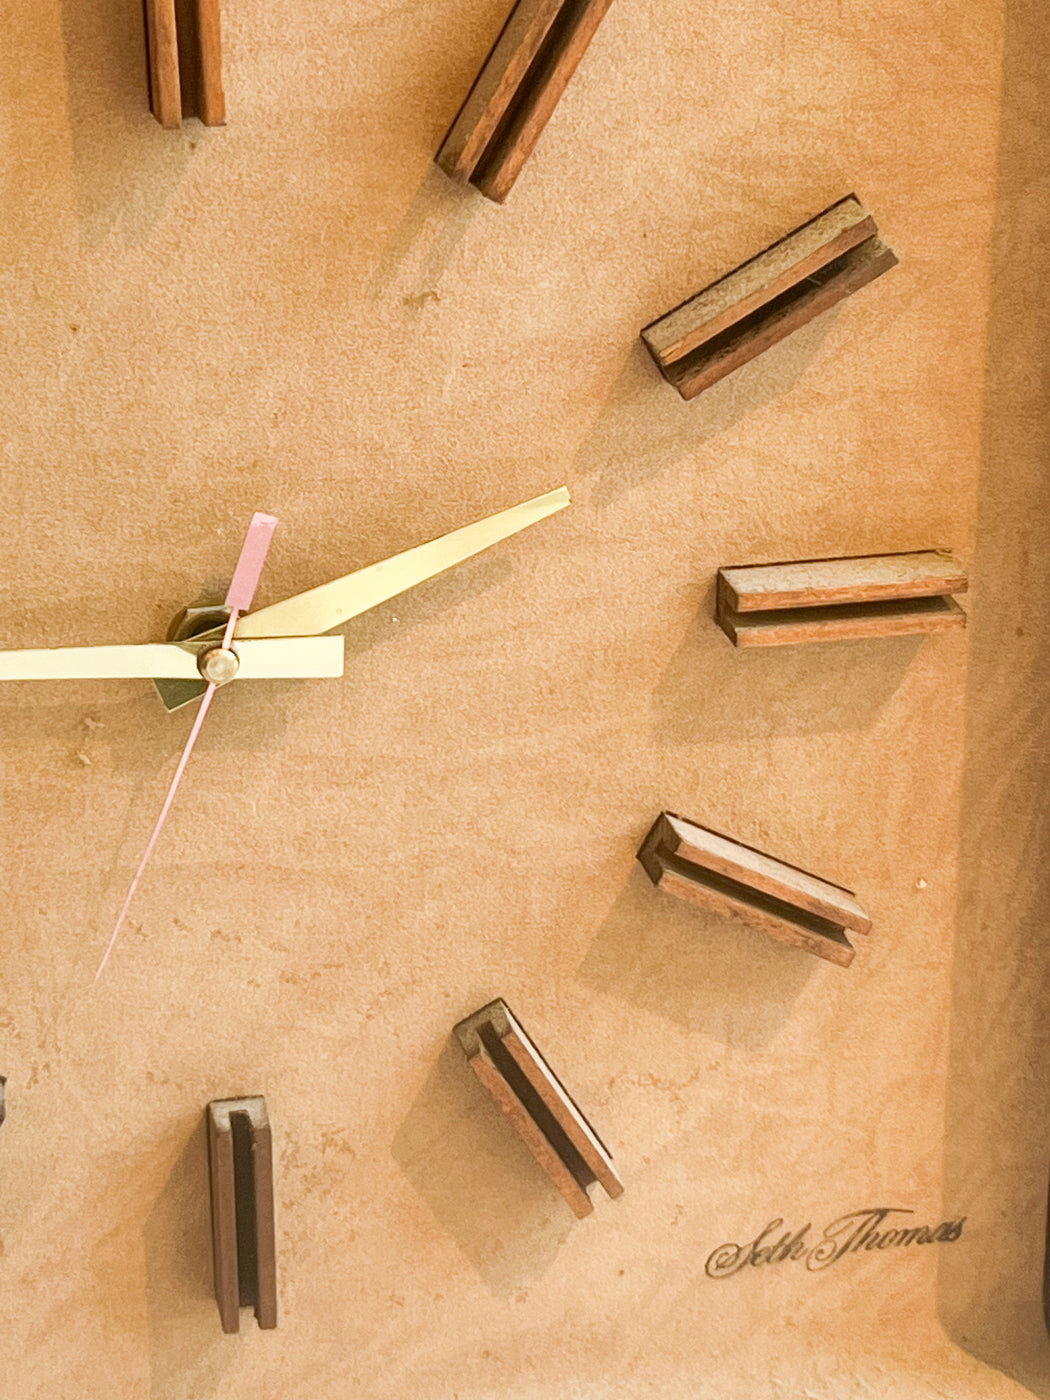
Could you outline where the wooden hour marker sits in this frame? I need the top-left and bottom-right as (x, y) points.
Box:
(144, 0), (226, 129)
(641, 195), (898, 399)
(454, 999), (624, 1218)
(638, 813), (872, 968)
(207, 1097), (277, 1333)
(436, 0), (615, 202)
(715, 551), (967, 647)
(0, 1076), (5, 1128)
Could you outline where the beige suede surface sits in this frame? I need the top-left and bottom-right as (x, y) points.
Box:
(1, 0), (1049, 1396)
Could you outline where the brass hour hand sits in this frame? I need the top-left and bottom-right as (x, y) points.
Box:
(235, 487), (571, 639)
(0, 638), (344, 683)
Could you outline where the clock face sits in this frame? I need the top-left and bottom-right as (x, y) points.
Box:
(0, 1), (1035, 1397)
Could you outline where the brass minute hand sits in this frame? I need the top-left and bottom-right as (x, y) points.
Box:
(234, 487), (570, 639)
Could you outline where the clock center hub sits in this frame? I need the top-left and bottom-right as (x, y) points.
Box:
(198, 646), (240, 686)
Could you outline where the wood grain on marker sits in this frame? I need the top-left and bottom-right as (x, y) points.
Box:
(715, 552), (967, 647)
(144, 0), (225, 126)
(144, 0), (182, 127)
(207, 1098), (277, 1333)
(454, 999), (623, 1217)
(641, 195), (898, 399)
(639, 813), (871, 968)
(437, 0), (614, 202)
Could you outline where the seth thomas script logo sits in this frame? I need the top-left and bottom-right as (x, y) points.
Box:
(705, 1208), (966, 1278)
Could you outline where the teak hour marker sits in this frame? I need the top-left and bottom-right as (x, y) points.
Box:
(143, 0), (225, 129)
(715, 551), (968, 647)
(638, 813), (872, 968)
(436, 0), (615, 202)
(641, 195), (898, 399)
(207, 1097), (277, 1333)
(454, 999), (624, 1218)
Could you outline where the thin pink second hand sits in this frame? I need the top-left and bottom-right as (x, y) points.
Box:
(95, 513), (278, 980)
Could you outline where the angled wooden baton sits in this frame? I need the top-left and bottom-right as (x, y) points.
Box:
(437, 0), (615, 201)
(207, 1097), (277, 1332)
(715, 551), (968, 647)
(144, 0), (225, 128)
(454, 999), (623, 1217)
(642, 195), (898, 399)
(639, 812), (871, 968)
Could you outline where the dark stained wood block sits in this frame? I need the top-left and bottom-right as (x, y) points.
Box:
(436, 0), (615, 203)
(454, 999), (624, 1218)
(716, 551), (968, 647)
(638, 813), (872, 968)
(144, 0), (226, 129)
(207, 1097), (277, 1333)
(641, 195), (898, 399)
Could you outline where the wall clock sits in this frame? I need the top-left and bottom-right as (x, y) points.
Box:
(0, 1), (1030, 1397)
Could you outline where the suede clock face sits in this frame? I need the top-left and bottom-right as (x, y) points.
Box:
(0, 0), (1023, 1396)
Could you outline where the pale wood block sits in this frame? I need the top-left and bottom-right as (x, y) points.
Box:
(638, 813), (870, 968)
(144, 0), (183, 129)
(454, 999), (623, 1218)
(248, 1115), (278, 1330)
(715, 553), (968, 647)
(644, 197), (874, 365)
(436, 0), (615, 203)
(195, 0), (226, 126)
(641, 195), (898, 400)
(207, 1100), (243, 1333)
(651, 813), (870, 933)
(720, 551), (968, 612)
(469, 1041), (594, 1217)
(499, 1011), (624, 1201)
(664, 241), (897, 400)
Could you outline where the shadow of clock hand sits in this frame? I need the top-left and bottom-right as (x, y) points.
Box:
(165, 551), (514, 751)
(366, 167), (480, 304)
(392, 1039), (573, 1298)
(572, 316), (834, 509)
(337, 551), (513, 663)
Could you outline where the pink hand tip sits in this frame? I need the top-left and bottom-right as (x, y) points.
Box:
(225, 512), (278, 613)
